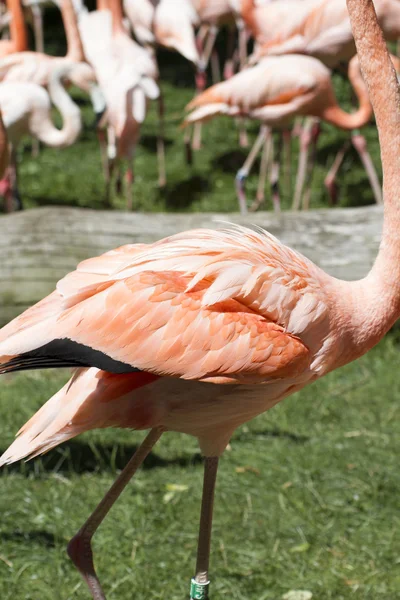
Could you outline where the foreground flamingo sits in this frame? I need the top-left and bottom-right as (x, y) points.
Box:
(184, 52), (374, 213)
(0, 1), (398, 599)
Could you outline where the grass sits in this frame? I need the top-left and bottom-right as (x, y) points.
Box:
(9, 8), (384, 213)
(0, 335), (399, 599)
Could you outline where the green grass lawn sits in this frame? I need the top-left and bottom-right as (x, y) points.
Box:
(0, 336), (399, 599)
(16, 69), (382, 214)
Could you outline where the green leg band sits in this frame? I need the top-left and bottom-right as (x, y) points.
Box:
(190, 578), (210, 600)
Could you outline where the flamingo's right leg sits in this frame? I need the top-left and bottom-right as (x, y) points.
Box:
(351, 131), (382, 204)
(282, 129), (292, 196)
(67, 428), (163, 600)
(324, 140), (350, 205)
(302, 119), (321, 210)
(103, 126), (117, 207)
(250, 129), (272, 212)
(157, 92), (167, 187)
(192, 26), (211, 152)
(125, 159), (135, 211)
(292, 117), (314, 211)
(184, 125), (193, 165)
(190, 457), (219, 600)
(235, 126), (267, 215)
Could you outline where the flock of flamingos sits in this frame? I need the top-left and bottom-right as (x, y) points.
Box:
(0, 0), (400, 598)
(0, 0), (400, 213)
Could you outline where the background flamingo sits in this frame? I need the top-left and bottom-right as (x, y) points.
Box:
(0, 61), (83, 210)
(185, 52), (375, 213)
(79, 0), (163, 208)
(0, 1), (398, 599)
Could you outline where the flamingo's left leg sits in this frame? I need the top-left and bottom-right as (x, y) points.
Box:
(190, 457), (220, 600)
(67, 428), (164, 600)
(193, 26), (219, 151)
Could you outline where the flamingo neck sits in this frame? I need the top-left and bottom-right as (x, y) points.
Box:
(6, 0), (27, 52)
(60, 0), (85, 62)
(38, 66), (81, 148)
(320, 57), (372, 131)
(97, 0), (109, 11)
(109, 0), (124, 33)
(335, 0), (400, 363)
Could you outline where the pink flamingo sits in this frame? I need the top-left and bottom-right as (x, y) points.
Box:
(0, 0), (103, 107)
(0, 1), (398, 598)
(0, 61), (84, 210)
(242, 0), (400, 67)
(240, 0), (400, 205)
(78, 0), (164, 208)
(184, 52), (375, 213)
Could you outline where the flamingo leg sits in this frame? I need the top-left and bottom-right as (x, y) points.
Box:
(270, 133), (282, 213)
(351, 131), (383, 204)
(67, 428), (164, 600)
(184, 125), (193, 165)
(192, 26), (211, 152)
(292, 117), (315, 211)
(157, 91), (166, 187)
(104, 126), (117, 207)
(223, 25), (236, 80)
(250, 130), (272, 212)
(210, 48), (220, 84)
(282, 129), (292, 196)
(125, 159), (134, 211)
(235, 19), (249, 148)
(235, 126), (267, 215)
(324, 139), (351, 205)
(237, 18), (248, 70)
(302, 119), (321, 210)
(29, 4), (44, 158)
(190, 457), (219, 600)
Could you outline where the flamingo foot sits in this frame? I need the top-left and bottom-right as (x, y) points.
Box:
(67, 534), (107, 600)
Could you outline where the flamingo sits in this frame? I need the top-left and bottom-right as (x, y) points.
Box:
(240, 0), (400, 205)
(184, 52), (376, 214)
(78, 0), (163, 208)
(0, 0), (398, 597)
(242, 0), (400, 67)
(0, 61), (84, 211)
(0, 0), (103, 107)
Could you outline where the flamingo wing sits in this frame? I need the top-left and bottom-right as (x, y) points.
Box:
(0, 227), (330, 384)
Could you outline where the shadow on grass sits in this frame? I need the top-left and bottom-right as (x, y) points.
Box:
(0, 440), (203, 477)
(139, 134), (174, 153)
(1, 427), (308, 478)
(161, 175), (210, 210)
(212, 150), (249, 174)
(1, 530), (57, 548)
(234, 428), (309, 444)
